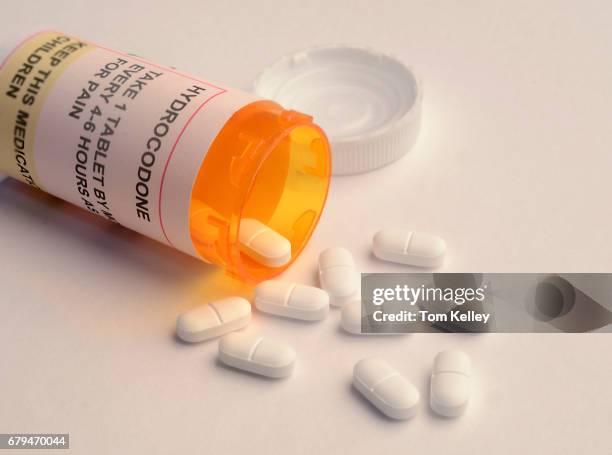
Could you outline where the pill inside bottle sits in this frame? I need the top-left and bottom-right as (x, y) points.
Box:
(0, 31), (332, 282)
(238, 218), (292, 268)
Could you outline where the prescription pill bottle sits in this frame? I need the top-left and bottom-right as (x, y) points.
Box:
(0, 31), (331, 282)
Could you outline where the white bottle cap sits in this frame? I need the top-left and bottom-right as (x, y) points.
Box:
(254, 45), (422, 175)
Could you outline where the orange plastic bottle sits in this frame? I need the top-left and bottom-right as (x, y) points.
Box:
(0, 31), (331, 282)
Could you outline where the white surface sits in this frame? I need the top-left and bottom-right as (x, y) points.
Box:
(1, 1), (612, 454)
(254, 45), (422, 175)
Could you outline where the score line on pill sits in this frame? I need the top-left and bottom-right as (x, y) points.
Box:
(239, 218), (292, 268)
(254, 280), (329, 321)
(353, 357), (420, 420)
(372, 229), (446, 268)
(318, 247), (360, 307)
(176, 297), (251, 343)
(219, 331), (296, 378)
(430, 349), (471, 417)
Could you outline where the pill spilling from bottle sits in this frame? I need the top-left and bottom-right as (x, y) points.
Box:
(372, 230), (446, 268)
(430, 349), (471, 417)
(171, 229), (463, 420)
(318, 247), (361, 307)
(169, 230), (474, 423)
(353, 357), (420, 420)
(218, 331), (296, 378)
(176, 297), (251, 343)
(254, 280), (329, 321)
(340, 300), (365, 334)
(0, 31), (476, 427)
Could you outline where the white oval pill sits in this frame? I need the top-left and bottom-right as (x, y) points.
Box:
(239, 218), (291, 267)
(218, 332), (296, 378)
(353, 357), (420, 420)
(341, 300), (364, 334)
(318, 247), (360, 307)
(340, 301), (399, 335)
(372, 229), (446, 268)
(430, 349), (471, 417)
(254, 280), (329, 321)
(176, 297), (251, 343)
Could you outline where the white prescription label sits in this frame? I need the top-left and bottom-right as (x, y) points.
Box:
(0, 31), (259, 258)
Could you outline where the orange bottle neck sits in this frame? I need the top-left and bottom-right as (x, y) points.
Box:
(188, 100), (331, 282)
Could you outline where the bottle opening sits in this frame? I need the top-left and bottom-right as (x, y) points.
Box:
(189, 100), (331, 282)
